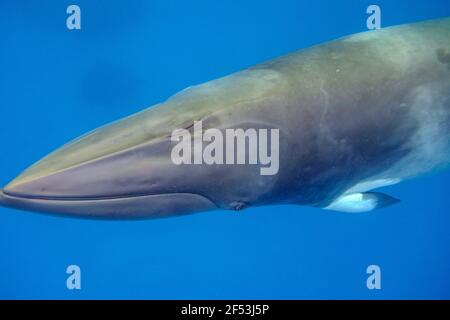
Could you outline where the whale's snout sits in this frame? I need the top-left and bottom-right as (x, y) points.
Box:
(0, 108), (218, 219)
(0, 153), (217, 219)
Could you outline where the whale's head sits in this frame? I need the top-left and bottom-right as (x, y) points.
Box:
(0, 101), (221, 219)
(0, 71), (283, 219)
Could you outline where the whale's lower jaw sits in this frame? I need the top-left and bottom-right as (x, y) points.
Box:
(0, 190), (217, 219)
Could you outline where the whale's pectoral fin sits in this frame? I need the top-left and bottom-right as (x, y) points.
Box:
(324, 192), (400, 213)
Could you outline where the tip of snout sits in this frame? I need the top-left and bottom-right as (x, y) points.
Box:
(0, 171), (41, 204)
(0, 189), (6, 207)
(0, 188), (21, 211)
(1, 172), (39, 200)
(0, 186), (22, 210)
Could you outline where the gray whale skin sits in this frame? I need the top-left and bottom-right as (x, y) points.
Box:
(1, 18), (450, 219)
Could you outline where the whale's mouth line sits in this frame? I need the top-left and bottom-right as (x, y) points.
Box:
(0, 189), (216, 204)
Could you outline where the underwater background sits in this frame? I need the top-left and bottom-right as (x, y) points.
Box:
(1, 0), (450, 299)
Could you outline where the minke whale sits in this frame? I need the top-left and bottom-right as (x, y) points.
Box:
(1, 18), (449, 219)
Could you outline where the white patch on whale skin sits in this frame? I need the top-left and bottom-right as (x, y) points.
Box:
(388, 84), (450, 181)
(324, 178), (401, 213)
(345, 178), (401, 194)
(325, 193), (377, 213)
(323, 178), (401, 213)
(325, 191), (400, 213)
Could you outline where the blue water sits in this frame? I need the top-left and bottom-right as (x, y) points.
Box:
(1, 0), (450, 299)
